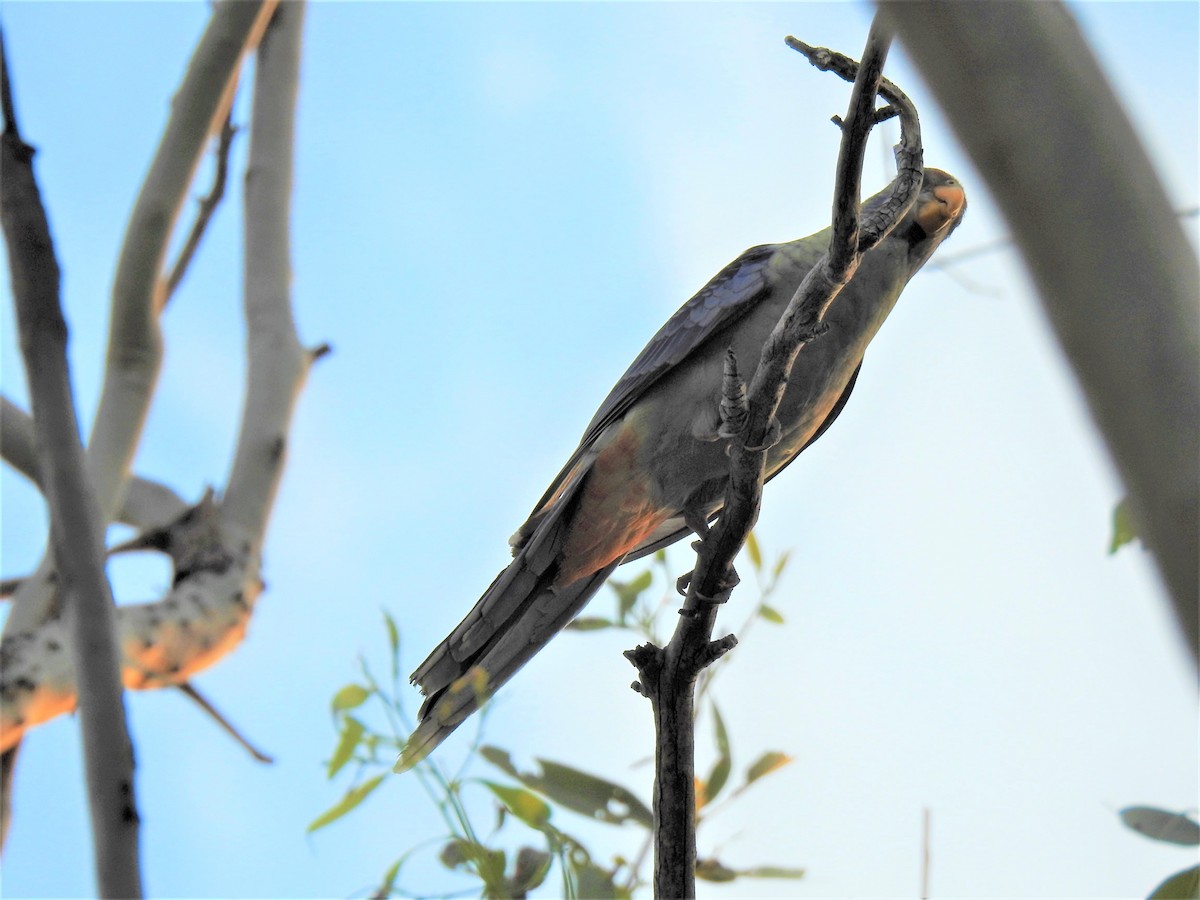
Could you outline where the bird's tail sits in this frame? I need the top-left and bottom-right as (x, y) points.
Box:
(398, 488), (617, 771)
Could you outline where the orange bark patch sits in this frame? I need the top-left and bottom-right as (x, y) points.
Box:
(558, 422), (670, 585)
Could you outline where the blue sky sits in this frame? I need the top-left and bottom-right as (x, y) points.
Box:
(1, 3), (1197, 898)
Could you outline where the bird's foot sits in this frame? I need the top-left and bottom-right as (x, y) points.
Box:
(742, 417), (783, 453)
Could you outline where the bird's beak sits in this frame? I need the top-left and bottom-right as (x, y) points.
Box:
(914, 183), (966, 236)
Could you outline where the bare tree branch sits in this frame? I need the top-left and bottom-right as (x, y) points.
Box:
(882, 0), (1200, 668)
(0, 0), (317, 779)
(4, 0), (278, 636)
(163, 109), (239, 304)
(220, 0), (315, 541)
(2, 394), (188, 530)
(176, 683), (273, 763)
(625, 17), (923, 897)
(0, 29), (141, 896)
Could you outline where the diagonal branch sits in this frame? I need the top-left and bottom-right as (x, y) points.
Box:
(625, 17), (923, 898)
(881, 1), (1199, 667)
(163, 108), (239, 304)
(0, 29), (142, 896)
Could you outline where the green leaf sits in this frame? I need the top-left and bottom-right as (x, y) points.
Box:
(331, 684), (370, 712)
(572, 859), (631, 899)
(480, 746), (654, 828)
(611, 570), (653, 622)
(383, 610), (400, 680)
(327, 716), (366, 778)
(510, 847), (553, 894)
(745, 532), (762, 571)
(439, 839), (507, 886)
(375, 851), (415, 898)
(483, 781), (552, 828)
(307, 773), (385, 832)
(740, 865), (806, 880)
(439, 838), (472, 871)
(1120, 807), (1200, 846)
(758, 604), (785, 624)
(1109, 497), (1139, 554)
(696, 858), (739, 882)
(746, 751), (793, 785)
(772, 549), (792, 580)
(1150, 865), (1200, 899)
(567, 617), (615, 632)
(701, 703), (732, 806)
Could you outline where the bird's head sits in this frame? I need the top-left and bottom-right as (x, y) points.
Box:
(911, 167), (966, 239)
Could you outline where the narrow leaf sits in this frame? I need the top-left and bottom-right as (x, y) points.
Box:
(746, 751), (793, 785)
(480, 746), (653, 828)
(307, 773), (385, 832)
(696, 858), (739, 882)
(1109, 497), (1139, 553)
(758, 604), (785, 624)
(383, 611), (401, 680)
(745, 531), (762, 571)
(772, 549), (792, 579)
(331, 683), (370, 712)
(567, 617), (615, 632)
(376, 851), (414, 898)
(703, 703), (732, 805)
(327, 716), (366, 778)
(612, 569), (654, 621)
(1120, 807), (1200, 846)
(740, 865), (807, 880)
(483, 781), (552, 828)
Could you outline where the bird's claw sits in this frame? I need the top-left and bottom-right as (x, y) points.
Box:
(743, 417), (783, 452)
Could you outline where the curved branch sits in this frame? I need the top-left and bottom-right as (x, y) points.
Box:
(882, 0), (1200, 667)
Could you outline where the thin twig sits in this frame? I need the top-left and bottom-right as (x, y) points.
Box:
(163, 109), (238, 304)
(176, 683), (274, 763)
(0, 29), (142, 894)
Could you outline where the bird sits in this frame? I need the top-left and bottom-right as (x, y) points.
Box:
(399, 168), (966, 770)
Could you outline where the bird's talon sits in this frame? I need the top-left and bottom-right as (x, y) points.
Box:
(744, 418), (783, 452)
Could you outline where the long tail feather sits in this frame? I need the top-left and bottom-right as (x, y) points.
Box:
(399, 475), (617, 771)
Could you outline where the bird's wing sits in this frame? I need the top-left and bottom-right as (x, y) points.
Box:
(523, 242), (784, 524)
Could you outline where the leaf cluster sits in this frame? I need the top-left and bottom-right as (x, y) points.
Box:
(311, 536), (804, 897)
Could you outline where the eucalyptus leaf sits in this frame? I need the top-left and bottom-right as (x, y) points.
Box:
(307, 773), (385, 832)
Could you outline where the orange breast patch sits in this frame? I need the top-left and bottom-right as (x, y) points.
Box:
(558, 421), (670, 585)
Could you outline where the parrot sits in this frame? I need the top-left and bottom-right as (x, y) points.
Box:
(400, 167), (966, 770)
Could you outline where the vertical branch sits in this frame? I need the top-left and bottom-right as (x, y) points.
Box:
(0, 32), (141, 898)
(219, 0), (314, 542)
(625, 17), (921, 898)
(881, 1), (1200, 668)
(4, 0), (277, 635)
